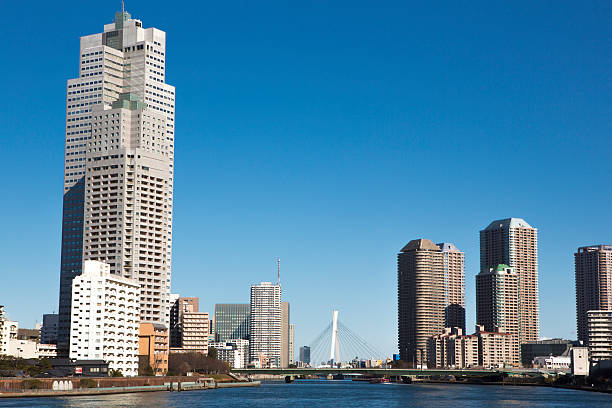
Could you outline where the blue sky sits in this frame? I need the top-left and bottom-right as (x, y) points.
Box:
(1, 1), (611, 356)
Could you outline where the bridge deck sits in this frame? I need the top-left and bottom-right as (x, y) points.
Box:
(231, 368), (507, 377)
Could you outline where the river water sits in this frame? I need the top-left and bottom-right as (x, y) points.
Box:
(0, 380), (610, 407)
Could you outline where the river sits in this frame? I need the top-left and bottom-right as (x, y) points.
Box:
(0, 380), (610, 407)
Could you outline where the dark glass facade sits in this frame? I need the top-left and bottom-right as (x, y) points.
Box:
(57, 177), (85, 356)
(214, 304), (250, 342)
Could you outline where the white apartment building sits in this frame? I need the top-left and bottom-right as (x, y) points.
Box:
(250, 282), (282, 366)
(59, 8), (175, 353)
(587, 310), (612, 362)
(69, 260), (140, 376)
(210, 339), (250, 369)
(0, 318), (18, 356)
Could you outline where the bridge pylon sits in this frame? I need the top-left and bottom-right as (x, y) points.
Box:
(330, 310), (339, 363)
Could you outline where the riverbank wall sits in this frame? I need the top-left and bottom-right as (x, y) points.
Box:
(0, 375), (259, 398)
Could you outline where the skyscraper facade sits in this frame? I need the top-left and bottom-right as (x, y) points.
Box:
(281, 302), (290, 368)
(299, 346), (311, 364)
(249, 282), (282, 366)
(575, 245), (612, 343)
(214, 304), (250, 342)
(57, 9), (175, 355)
(289, 324), (295, 365)
(437, 243), (465, 332)
(480, 218), (538, 346)
(397, 239), (445, 365)
(475, 264), (520, 365)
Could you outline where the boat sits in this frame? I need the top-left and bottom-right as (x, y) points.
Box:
(369, 378), (390, 384)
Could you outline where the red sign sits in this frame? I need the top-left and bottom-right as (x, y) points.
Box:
(75, 367), (83, 374)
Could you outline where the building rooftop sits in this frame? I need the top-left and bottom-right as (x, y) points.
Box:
(576, 245), (612, 252)
(479, 264), (514, 275)
(436, 242), (462, 253)
(400, 239), (440, 252)
(483, 218), (533, 231)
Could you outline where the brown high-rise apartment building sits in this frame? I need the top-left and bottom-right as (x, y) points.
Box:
(480, 218), (539, 346)
(476, 264), (520, 365)
(575, 245), (612, 343)
(170, 297), (199, 347)
(397, 239), (444, 365)
(437, 243), (465, 332)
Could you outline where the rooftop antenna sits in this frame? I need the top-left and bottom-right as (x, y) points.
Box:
(277, 258), (281, 286)
(122, 0), (125, 13)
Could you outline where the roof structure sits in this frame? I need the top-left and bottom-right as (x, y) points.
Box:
(400, 239), (440, 252)
(483, 218), (532, 231)
(436, 242), (461, 252)
(480, 264), (514, 275)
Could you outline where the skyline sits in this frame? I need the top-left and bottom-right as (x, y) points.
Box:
(2, 1), (612, 357)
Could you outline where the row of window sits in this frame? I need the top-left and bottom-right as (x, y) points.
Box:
(81, 71), (102, 78)
(68, 100), (100, 108)
(81, 50), (102, 58)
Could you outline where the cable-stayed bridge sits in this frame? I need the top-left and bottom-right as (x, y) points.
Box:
(307, 310), (385, 367)
(231, 310), (522, 379)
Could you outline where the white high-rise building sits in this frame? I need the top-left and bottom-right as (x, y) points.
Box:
(249, 282), (282, 367)
(289, 323), (295, 364)
(69, 260), (140, 376)
(58, 8), (175, 354)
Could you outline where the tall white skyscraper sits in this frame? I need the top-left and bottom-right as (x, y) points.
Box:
(58, 9), (175, 355)
(249, 282), (282, 367)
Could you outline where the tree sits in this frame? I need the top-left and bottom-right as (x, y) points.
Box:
(110, 369), (124, 377)
(39, 358), (52, 371)
(168, 352), (229, 376)
(208, 347), (218, 360)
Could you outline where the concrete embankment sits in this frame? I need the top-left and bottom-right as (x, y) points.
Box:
(216, 381), (260, 388)
(0, 385), (169, 398)
(0, 375), (259, 398)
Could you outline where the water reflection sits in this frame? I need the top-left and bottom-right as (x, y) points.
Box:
(0, 381), (608, 408)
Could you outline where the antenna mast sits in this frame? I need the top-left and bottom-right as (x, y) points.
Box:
(277, 258), (281, 286)
(122, 0), (125, 13)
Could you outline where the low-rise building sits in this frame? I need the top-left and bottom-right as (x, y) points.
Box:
(533, 355), (571, 370)
(520, 339), (577, 367)
(7, 339), (38, 359)
(209, 339), (249, 368)
(139, 323), (169, 375)
(427, 325), (515, 368)
(37, 343), (58, 358)
(427, 327), (464, 368)
(454, 335), (479, 368)
(571, 347), (590, 376)
(69, 260), (140, 377)
(478, 326), (514, 368)
(48, 358), (109, 377)
(587, 310), (612, 362)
